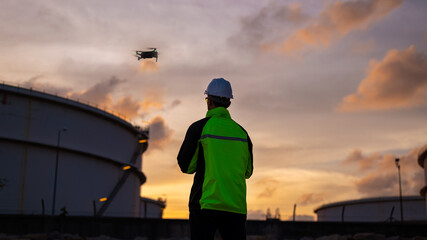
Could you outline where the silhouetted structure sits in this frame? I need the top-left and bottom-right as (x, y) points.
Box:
(418, 146), (427, 219)
(0, 82), (165, 218)
(314, 196), (425, 222)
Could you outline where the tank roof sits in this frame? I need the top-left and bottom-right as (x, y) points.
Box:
(0, 82), (142, 135)
(314, 195), (423, 213)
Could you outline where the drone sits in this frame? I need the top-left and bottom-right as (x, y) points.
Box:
(135, 48), (158, 62)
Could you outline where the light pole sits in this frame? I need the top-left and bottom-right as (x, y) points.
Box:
(395, 158), (404, 223)
(52, 128), (67, 216)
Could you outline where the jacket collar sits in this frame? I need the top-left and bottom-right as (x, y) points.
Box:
(206, 107), (231, 119)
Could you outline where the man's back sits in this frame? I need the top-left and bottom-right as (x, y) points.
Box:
(177, 107), (253, 213)
(177, 78), (253, 240)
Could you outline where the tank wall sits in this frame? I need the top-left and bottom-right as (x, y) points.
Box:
(140, 200), (165, 219)
(0, 92), (138, 164)
(316, 206), (342, 221)
(0, 88), (146, 217)
(0, 141), (141, 217)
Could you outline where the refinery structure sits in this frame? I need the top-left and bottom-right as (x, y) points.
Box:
(0, 83), (165, 218)
(315, 146), (427, 222)
(419, 146), (427, 217)
(314, 196), (425, 222)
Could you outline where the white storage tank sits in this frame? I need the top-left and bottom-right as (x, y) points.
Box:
(418, 146), (427, 219)
(314, 196), (425, 222)
(0, 83), (164, 218)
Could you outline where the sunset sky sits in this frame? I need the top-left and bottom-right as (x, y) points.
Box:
(1, 0), (427, 220)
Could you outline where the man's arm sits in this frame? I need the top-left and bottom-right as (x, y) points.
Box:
(245, 134), (254, 179)
(177, 118), (209, 173)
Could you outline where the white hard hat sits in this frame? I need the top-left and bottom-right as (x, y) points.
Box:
(204, 78), (233, 99)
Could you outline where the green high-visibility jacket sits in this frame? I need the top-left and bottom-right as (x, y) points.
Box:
(178, 107), (253, 214)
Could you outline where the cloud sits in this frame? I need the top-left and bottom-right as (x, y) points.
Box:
(352, 39), (376, 55)
(338, 46), (427, 112)
(68, 76), (122, 105)
(111, 96), (141, 119)
(67, 76), (142, 119)
(139, 60), (159, 73)
(229, 2), (308, 50)
(16, 76), (175, 151)
(66, 76), (171, 120)
(20, 76), (70, 95)
(19, 76), (144, 120)
(297, 193), (325, 206)
(147, 116), (173, 150)
(344, 146), (425, 197)
(169, 99), (182, 109)
(343, 149), (383, 171)
(270, 0), (402, 53)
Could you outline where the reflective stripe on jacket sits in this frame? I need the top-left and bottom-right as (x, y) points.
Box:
(178, 107), (253, 214)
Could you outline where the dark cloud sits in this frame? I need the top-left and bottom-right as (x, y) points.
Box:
(169, 100), (181, 110)
(338, 46), (427, 111)
(147, 116), (173, 150)
(228, 2), (308, 50)
(356, 173), (397, 196)
(68, 76), (123, 105)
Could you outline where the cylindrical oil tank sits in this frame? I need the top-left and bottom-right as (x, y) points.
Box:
(0, 83), (151, 217)
(314, 196), (426, 222)
(418, 146), (427, 218)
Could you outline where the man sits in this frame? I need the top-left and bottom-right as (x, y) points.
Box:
(177, 78), (253, 240)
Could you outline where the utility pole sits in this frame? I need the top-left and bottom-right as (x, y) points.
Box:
(293, 204), (296, 222)
(395, 158), (404, 223)
(52, 128), (67, 216)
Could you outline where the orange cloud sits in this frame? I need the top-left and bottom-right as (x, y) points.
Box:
(67, 76), (122, 106)
(255, 177), (280, 198)
(338, 46), (427, 112)
(65, 76), (171, 121)
(343, 149), (383, 171)
(297, 193), (324, 206)
(140, 60), (158, 73)
(141, 99), (164, 112)
(111, 96), (141, 119)
(344, 146), (425, 197)
(277, 0), (402, 53)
